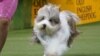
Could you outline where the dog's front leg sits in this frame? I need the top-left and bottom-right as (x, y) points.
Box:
(33, 29), (47, 46)
(36, 34), (47, 46)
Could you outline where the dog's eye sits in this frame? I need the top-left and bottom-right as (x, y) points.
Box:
(38, 16), (45, 22)
(41, 16), (45, 20)
(49, 19), (53, 22)
(49, 18), (60, 24)
(54, 19), (60, 24)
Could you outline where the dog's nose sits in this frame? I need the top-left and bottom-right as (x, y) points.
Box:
(42, 24), (46, 29)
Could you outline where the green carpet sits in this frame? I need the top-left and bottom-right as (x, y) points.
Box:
(1, 22), (100, 56)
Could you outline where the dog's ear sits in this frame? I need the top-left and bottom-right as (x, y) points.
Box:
(67, 12), (80, 47)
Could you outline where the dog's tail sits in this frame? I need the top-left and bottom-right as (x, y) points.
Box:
(60, 11), (80, 47)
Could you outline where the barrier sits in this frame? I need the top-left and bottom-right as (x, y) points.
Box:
(32, 0), (100, 25)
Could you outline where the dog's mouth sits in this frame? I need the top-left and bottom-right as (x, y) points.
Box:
(40, 27), (61, 36)
(40, 28), (53, 35)
(41, 24), (46, 30)
(40, 28), (54, 36)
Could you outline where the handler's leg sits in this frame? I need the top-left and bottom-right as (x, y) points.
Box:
(0, 19), (9, 53)
(0, 0), (18, 53)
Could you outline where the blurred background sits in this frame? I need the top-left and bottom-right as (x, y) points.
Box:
(1, 0), (100, 56)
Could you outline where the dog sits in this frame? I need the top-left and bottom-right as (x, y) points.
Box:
(33, 4), (79, 56)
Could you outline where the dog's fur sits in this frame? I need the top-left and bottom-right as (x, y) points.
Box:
(33, 4), (79, 56)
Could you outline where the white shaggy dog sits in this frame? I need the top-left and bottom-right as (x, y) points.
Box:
(33, 4), (79, 56)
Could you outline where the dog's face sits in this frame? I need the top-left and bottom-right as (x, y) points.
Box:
(34, 5), (61, 35)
